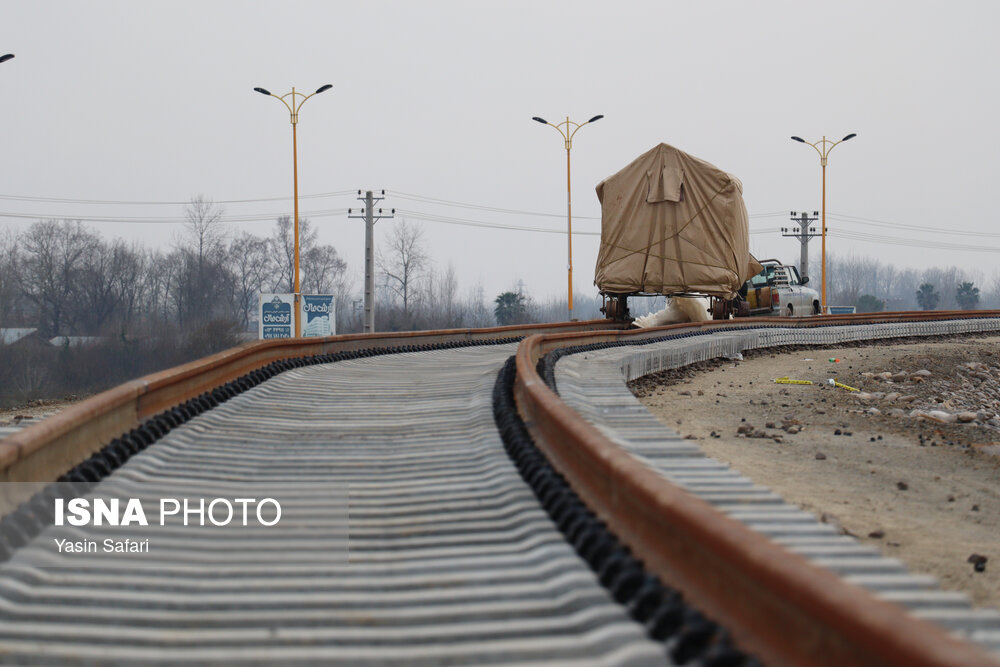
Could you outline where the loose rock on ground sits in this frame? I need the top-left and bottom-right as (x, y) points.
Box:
(630, 335), (1000, 609)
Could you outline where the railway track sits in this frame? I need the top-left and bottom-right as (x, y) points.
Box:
(1, 313), (999, 665)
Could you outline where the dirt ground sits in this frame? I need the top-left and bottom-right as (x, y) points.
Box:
(631, 334), (1000, 610)
(0, 397), (85, 427)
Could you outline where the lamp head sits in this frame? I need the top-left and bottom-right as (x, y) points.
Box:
(315, 84), (333, 94)
(0, 54), (13, 64)
(253, 87), (271, 96)
(842, 133), (857, 141)
(587, 114), (604, 123)
(532, 116), (548, 125)
(790, 136), (806, 143)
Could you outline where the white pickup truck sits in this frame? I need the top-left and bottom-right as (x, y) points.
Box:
(741, 259), (820, 317)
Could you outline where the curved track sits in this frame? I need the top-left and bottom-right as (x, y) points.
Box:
(1, 313), (999, 665)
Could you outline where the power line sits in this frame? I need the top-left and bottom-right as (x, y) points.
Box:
(0, 190), (357, 206)
(0, 208), (350, 224)
(1, 183), (994, 252)
(397, 209), (601, 236)
(829, 228), (1000, 253)
(390, 190), (786, 220)
(392, 190), (600, 220)
(748, 211), (792, 219)
(0, 186), (791, 224)
(827, 212), (1000, 237)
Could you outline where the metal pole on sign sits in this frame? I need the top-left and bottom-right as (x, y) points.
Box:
(253, 82), (333, 337)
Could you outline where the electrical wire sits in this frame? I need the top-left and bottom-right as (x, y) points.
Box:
(827, 212), (1000, 238)
(0, 209), (350, 224)
(0, 184), (993, 254)
(747, 211), (791, 219)
(0, 190), (357, 206)
(828, 228), (1000, 253)
(389, 190), (786, 220)
(391, 190), (600, 220)
(396, 209), (601, 236)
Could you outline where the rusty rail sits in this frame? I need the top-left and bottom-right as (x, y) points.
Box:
(0, 319), (617, 484)
(6, 310), (998, 664)
(513, 310), (1000, 667)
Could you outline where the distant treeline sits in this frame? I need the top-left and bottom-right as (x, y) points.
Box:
(6, 196), (987, 407)
(822, 254), (997, 312)
(0, 197), (603, 406)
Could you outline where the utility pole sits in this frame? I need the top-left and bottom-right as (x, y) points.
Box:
(348, 190), (393, 334)
(782, 211), (819, 282)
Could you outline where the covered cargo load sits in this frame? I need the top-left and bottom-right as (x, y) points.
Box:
(594, 143), (761, 299)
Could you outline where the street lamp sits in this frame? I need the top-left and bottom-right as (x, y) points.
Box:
(790, 133), (856, 313)
(532, 114), (603, 320)
(0, 54), (14, 64)
(254, 83), (332, 337)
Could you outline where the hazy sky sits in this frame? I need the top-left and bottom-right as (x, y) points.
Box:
(2, 1), (999, 304)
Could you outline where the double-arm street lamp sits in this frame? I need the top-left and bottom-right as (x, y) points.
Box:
(790, 133), (857, 313)
(532, 114), (603, 320)
(254, 83), (332, 337)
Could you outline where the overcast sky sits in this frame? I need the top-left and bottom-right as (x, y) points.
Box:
(3, 1), (999, 305)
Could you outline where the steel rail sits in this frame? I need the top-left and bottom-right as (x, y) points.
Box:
(0, 319), (618, 485)
(513, 310), (1000, 667)
(0, 343), (665, 664)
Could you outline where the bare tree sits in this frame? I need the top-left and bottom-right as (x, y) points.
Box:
(171, 196), (230, 325)
(986, 271), (1000, 308)
(377, 219), (429, 318)
(270, 215), (317, 292)
(302, 244), (347, 295)
(225, 232), (273, 330)
(183, 195), (227, 271)
(424, 262), (462, 328)
(76, 239), (119, 333)
(112, 242), (147, 335)
(144, 250), (180, 327)
(922, 266), (963, 310)
(464, 282), (494, 327)
(19, 220), (99, 336)
(71, 238), (147, 335)
(0, 229), (23, 327)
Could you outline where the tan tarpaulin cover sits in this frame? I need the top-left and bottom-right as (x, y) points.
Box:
(595, 143), (762, 299)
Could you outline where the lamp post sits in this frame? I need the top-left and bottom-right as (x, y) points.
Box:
(790, 133), (856, 313)
(0, 54), (13, 64)
(254, 83), (332, 337)
(532, 114), (603, 320)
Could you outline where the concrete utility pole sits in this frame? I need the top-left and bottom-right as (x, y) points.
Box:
(782, 211), (819, 283)
(348, 190), (393, 334)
